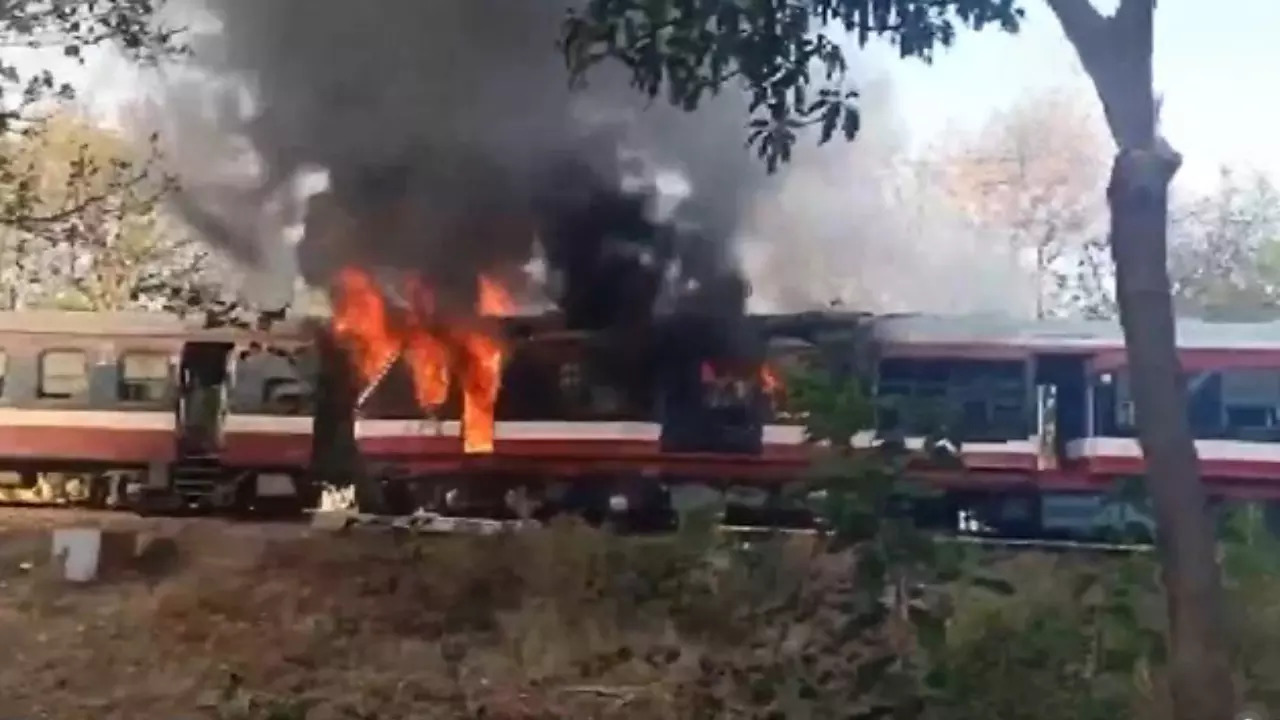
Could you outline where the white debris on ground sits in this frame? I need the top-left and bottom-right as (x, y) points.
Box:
(309, 507), (540, 535)
(318, 485), (357, 511)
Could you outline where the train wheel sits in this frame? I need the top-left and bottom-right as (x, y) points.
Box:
(84, 474), (111, 509)
(615, 483), (678, 535)
(255, 496), (307, 519)
(293, 475), (322, 512)
(556, 482), (609, 527)
(134, 488), (182, 517)
(381, 477), (417, 517)
(240, 473), (314, 519)
(353, 475), (390, 515)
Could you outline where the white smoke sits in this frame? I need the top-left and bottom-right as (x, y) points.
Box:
(741, 79), (1036, 316)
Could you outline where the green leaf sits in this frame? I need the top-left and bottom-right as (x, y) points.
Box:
(855, 546), (888, 587)
(923, 665), (950, 692)
(559, 0), (1023, 167)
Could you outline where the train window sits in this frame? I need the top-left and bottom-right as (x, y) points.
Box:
(263, 377), (310, 415)
(119, 352), (172, 402)
(38, 349), (88, 399)
(1227, 406), (1274, 428)
(1222, 368), (1280, 405)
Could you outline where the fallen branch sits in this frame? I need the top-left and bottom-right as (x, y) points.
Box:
(557, 685), (643, 699)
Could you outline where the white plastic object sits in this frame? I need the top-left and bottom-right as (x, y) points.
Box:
(51, 527), (102, 583)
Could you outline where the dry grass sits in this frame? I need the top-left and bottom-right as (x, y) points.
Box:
(0, 511), (1275, 720)
(0, 514), (836, 720)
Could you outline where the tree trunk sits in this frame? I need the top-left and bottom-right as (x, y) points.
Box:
(1045, 1), (1236, 718)
(1107, 148), (1235, 719)
(310, 326), (382, 511)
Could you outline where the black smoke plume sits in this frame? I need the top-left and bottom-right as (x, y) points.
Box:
(157, 0), (771, 335)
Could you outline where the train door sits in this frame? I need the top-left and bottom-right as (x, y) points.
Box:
(1033, 353), (1089, 468)
(177, 341), (235, 456)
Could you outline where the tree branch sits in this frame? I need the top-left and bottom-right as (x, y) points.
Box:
(1112, 0), (1153, 35)
(1042, 0), (1107, 53)
(1044, 0), (1159, 149)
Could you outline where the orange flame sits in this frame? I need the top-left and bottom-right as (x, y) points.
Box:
(759, 364), (781, 396)
(330, 266), (513, 454)
(459, 275), (514, 453)
(700, 361), (783, 392)
(698, 360), (786, 410)
(478, 275), (514, 316)
(331, 267), (399, 381)
(402, 275), (450, 408)
(759, 363), (786, 414)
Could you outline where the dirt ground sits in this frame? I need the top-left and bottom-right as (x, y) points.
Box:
(0, 507), (812, 720)
(0, 510), (340, 719)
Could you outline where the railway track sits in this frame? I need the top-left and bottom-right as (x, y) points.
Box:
(298, 509), (1156, 554)
(0, 480), (1153, 554)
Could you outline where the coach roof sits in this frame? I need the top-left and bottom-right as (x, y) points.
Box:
(876, 313), (1280, 352)
(0, 310), (313, 342)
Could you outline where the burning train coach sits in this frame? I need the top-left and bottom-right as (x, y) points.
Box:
(4, 307), (1280, 540)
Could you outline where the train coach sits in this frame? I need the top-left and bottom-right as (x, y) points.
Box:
(0, 310), (317, 512)
(5, 308), (1280, 540)
(342, 310), (1280, 540)
(859, 313), (1280, 539)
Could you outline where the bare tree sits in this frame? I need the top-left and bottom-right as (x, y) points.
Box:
(742, 79), (1038, 316)
(1169, 168), (1280, 320)
(0, 110), (218, 311)
(0, 1), (183, 251)
(935, 89), (1113, 318)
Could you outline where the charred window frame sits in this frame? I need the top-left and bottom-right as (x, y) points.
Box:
(262, 376), (312, 415)
(118, 352), (173, 403)
(38, 349), (89, 400)
(237, 342), (313, 416)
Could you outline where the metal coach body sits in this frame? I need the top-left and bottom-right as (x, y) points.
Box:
(871, 314), (1280, 539)
(0, 310), (315, 509)
(8, 308), (1280, 539)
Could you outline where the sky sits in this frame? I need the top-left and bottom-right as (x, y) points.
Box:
(48, 0), (1280, 195)
(877, 0), (1280, 191)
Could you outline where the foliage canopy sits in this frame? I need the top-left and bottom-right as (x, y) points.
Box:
(562, 0), (1024, 170)
(0, 0), (182, 232)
